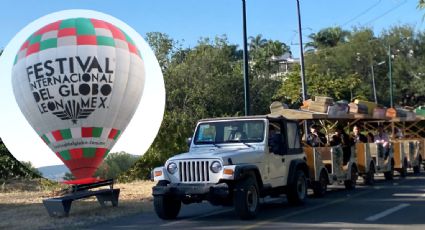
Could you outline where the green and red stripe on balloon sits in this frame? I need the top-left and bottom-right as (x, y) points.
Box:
(40, 127), (121, 144)
(39, 127), (121, 179)
(14, 17), (142, 65)
(56, 147), (110, 179)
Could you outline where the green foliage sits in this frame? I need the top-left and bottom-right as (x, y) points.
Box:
(62, 172), (75, 181)
(95, 152), (138, 179)
(20, 161), (42, 178)
(0, 139), (42, 181)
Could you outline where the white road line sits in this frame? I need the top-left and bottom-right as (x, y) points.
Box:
(365, 203), (410, 222)
(392, 193), (425, 197)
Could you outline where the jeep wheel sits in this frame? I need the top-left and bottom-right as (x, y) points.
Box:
(234, 176), (259, 220)
(287, 170), (307, 205)
(313, 170), (328, 197)
(344, 166), (357, 190)
(153, 181), (181, 220)
(364, 164), (375, 185)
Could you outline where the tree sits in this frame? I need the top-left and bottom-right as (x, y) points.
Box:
(145, 32), (175, 72)
(0, 139), (42, 181)
(305, 27), (350, 51)
(248, 34), (267, 51)
(95, 152), (138, 179)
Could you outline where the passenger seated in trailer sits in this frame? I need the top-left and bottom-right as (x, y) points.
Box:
(351, 124), (368, 143)
(374, 125), (390, 159)
(306, 124), (327, 147)
(330, 126), (352, 165)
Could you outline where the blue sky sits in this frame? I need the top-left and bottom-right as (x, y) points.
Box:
(1, 0), (424, 58)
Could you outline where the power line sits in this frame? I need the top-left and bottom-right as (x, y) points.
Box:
(364, 0), (408, 26)
(341, 0), (382, 27)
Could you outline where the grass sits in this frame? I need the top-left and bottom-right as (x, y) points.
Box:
(0, 179), (155, 230)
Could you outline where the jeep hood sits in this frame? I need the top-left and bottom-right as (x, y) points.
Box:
(167, 146), (264, 165)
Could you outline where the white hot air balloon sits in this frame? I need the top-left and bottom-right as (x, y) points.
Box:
(12, 18), (145, 183)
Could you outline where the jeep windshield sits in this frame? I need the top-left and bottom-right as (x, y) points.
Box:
(193, 120), (265, 145)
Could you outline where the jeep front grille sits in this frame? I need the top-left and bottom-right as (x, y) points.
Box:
(178, 160), (211, 182)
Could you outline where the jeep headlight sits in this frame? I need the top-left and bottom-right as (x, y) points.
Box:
(210, 161), (222, 173)
(167, 162), (178, 174)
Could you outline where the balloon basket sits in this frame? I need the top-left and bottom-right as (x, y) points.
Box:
(42, 178), (120, 217)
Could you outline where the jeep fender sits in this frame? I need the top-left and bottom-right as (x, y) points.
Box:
(288, 159), (309, 185)
(233, 165), (263, 188)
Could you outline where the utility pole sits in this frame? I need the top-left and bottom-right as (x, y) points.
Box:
(296, 0), (307, 101)
(388, 44), (393, 108)
(242, 0), (250, 116)
(370, 64), (378, 104)
(296, 0), (309, 140)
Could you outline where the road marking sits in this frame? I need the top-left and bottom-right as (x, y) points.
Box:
(241, 189), (375, 230)
(392, 193), (425, 197)
(365, 203), (410, 222)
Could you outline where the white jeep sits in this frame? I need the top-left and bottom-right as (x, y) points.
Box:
(152, 115), (309, 220)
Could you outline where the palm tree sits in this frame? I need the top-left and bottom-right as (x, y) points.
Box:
(248, 34), (267, 51)
(305, 27), (350, 51)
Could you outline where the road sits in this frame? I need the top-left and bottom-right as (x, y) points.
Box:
(93, 172), (425, 229)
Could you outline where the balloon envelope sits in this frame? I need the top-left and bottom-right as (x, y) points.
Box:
(12, 18), (145, 180)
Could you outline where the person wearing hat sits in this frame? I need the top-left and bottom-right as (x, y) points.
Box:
(306, 124), (327, 147)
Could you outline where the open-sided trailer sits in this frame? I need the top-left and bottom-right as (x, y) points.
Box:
(360, 116), (425, 177)
(385, 116), (425, 174)
(269, 109), (358, 197)
(348, 114), (395, 183)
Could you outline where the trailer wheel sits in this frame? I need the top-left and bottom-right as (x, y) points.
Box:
(344, 166), (357, 190)
(384, 161), (394, 180)
(413, 165), (420, 174)
(413, 156), (421, 174)
(364, 164), (375, 185)
(234, 176), (259, 220)
(287, 170), (307, 205)
(400, 158), (408, 177)
(313, 170), (328, 197)
(153, 181), (181, 220)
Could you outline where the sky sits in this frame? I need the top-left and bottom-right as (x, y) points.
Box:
(1, 0), (424, 58)
(0, 0), (424, 168)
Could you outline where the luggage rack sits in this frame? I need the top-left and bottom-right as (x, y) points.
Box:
(43, 179), (120, 217)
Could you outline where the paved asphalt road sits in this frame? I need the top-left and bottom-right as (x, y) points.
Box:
(93, 171), (425, 229)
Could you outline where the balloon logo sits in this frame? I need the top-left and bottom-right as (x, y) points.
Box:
(12, 18), (145, 181)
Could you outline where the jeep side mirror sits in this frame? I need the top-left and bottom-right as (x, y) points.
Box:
(187, 137), (192, 147)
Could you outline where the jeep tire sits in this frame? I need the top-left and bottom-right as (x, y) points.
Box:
(234, 176), (259, 220)
(153, 181), (181, 220)
(287, 170), (307, 205)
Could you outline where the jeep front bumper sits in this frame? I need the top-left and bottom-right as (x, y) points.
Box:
(152, 182), (229, 199)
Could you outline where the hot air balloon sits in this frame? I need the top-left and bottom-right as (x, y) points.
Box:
(11, 17), (145, 184)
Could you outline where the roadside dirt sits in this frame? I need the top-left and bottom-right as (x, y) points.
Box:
(0, 179), (155, 230)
